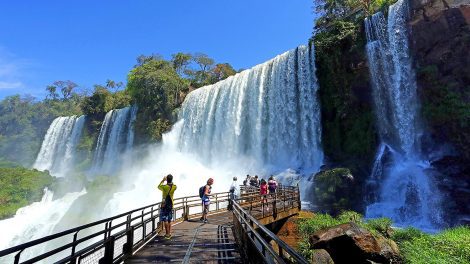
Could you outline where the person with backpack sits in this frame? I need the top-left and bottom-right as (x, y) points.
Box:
(228, 176), (239, 210)
(199, 178), (214, 223)
(158, 174), (177, 239)
(268, 175), (277, 194)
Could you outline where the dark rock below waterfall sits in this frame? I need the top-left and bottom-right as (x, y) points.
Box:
(309, 222), (401, 264)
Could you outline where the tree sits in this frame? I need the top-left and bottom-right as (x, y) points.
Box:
(211, 63), (237, 83)
(127, 58), (186, 141)
(47, 80), (78, 100)
(46, 85), (59, 100)
(171, 53), (192, 76)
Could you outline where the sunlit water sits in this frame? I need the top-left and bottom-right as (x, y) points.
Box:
(365, 0), (444, 231)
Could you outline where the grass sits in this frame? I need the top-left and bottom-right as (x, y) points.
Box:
(393, 227), (470, 264)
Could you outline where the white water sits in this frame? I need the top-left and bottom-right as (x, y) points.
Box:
(179, 45), (323, 172)
(365, 0), (443, 230)
(0, 46), (323, 259)
(91, 106), (137, 176)
(105, 45), (323, 213)
(0, 189), (86, 261)
(33, 116), (85, 177)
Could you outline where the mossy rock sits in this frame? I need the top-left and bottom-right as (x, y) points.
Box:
(313, 168), (355, 215)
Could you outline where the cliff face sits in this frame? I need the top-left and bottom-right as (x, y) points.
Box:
(314, 0), (470, 221)
(410, 0), (470, 225)
(410, 0), (470, 160)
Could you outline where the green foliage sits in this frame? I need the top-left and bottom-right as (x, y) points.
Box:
(314, 20), (358, 49)
(314, 168), (355, 214)
(419, 65), (470, 159)
(365, 217), (393, 238)
(0, 167), (54, 219)
(0, 94), (82, 166)
(337, 210), (364, 223)
(298, 213), (341, 235)
(394, 226), (470, 264)
(127, 58), (187, 142)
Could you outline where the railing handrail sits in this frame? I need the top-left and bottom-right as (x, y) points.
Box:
(1, 184), (304, 264)
(232, 185), (308, 264)
(0, 191), (230, 262)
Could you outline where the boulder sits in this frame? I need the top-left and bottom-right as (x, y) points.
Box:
(309, 223), (401, 264)
(311, 249), (334, 264)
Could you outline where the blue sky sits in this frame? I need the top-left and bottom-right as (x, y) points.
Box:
(0, 1), (315, 99)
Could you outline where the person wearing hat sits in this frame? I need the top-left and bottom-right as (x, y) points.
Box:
(201, 178), (214, 223)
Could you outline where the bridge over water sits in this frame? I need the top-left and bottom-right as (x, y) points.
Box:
(0, 185), (308, 264)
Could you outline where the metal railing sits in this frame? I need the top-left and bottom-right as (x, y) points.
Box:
(0, 184), (305, 264)
(232, 185), (308, 264)
(0, 192), (230, 264)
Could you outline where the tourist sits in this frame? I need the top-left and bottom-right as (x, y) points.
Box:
(260, 179), (268, 205)
(250, 175), (260, 187)
(268, 175), (278, 194)
(243, 174), (250, 186)
(229, 176), (239, 210)
(201, 178), (214, 223)
(158, 174), (177, 239)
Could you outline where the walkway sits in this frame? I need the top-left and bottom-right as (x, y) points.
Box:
(127, 212), (241, 263)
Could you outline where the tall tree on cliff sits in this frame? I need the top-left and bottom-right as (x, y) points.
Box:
(127, 57), (187, 142)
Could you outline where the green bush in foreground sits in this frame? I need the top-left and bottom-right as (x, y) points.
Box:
(0, 167), (54, 219)
(298, 211), (470, 263)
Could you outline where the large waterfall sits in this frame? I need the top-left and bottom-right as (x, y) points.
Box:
(179, 45), (323, 172)
(365, 0), (443, 230)
(33, 115), (85, 177)
(91, 106), (137, 176)
(104, 44), (323, 215)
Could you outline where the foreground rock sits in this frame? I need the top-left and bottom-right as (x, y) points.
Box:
(309, 222), (401, 264)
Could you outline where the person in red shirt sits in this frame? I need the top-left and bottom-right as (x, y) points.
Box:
(259, 179), (268, 209)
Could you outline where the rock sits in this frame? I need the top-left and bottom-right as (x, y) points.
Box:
(313, 168), (355, 215)
(311, 249), (334, 264)
(309, 223), (401, 264)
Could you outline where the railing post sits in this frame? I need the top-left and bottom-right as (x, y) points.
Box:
(14, 250), (23, 264)
(123, 225), (134, 257)
(297, 184), (301, 210)
(99, 235), (115, 264)
(70, 231), (79, 264)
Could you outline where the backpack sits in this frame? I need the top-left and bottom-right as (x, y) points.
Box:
(162, 184), (174, 211)
(199, 186), (205, 198)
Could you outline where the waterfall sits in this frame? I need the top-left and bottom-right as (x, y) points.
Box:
(365, 0), (443, 230)
(179, 45), (323, 172)
(91, 106), (137, 176)
(0, 189), (86, 262)
(103, 44), (323, 216)
(33, 115), (85, 177)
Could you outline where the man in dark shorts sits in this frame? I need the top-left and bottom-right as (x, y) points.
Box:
(201, 178), (214, 223)
(158, 174), (177, 239)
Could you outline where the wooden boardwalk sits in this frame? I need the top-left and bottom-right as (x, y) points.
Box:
(126, 212), (242, 264)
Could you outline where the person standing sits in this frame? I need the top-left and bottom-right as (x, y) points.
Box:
(158, 174), (177, 239)
(229, 176), (240, 210)
(243, 174), (250, 186)
(260, 179), (268, 204)
(268, 175), (278, 194)
(201, 178), (214, 223)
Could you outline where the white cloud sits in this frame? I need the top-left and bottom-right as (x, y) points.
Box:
(0, 46), (31, 93)
(0, 81), (23, 89)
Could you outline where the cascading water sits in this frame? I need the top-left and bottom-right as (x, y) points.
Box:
(365, 0), (443, 230)
(91, 106), (137, 176)
(0, 189), (86, 262)
(179, 45), (323, 172)
(33, 115), (85, 177)
(105, 44), (323, 214)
